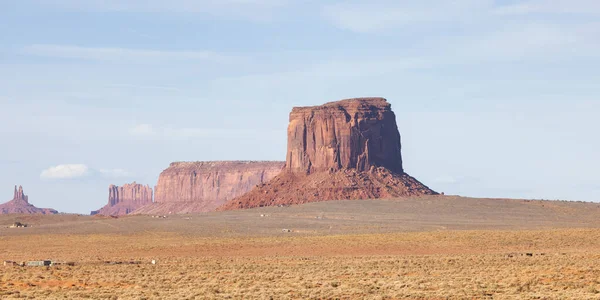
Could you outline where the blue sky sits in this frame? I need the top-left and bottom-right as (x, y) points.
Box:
(1, 0), (599, 213)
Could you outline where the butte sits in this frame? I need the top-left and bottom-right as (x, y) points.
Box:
(220, 97), (437, 210)
(0, 185), (58, 214)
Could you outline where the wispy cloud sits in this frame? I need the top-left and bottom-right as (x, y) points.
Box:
(105, 83), (182, 93)
(98, 168), (133, 178)
(129, 124), (156, 137)
(128, 124), (260, 139)
(322, 0), (492, 33)
(210, 21), (599, 87)
(451, 22), (599, 62)
(28, 0), (289, 21)
(22, 44), (244, 64)
(211, 56), (432, 88)
(40, 164), (132, 180)
(323, 0), (600, 34)
(495, 0), (600, 15)
(433, 176), (461, 185)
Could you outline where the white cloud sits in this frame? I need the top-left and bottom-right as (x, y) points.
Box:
(40, 164), (133, 180)
(40, 164), (91, 179)
(22, 45), (243, 64)
(495, 0), (600, 15)
(322, 0), (492, 33)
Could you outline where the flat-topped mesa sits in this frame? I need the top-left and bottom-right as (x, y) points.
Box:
(0, 185), (57, 214)
(91, 182), (153, 216)
(164, 161), (283, 174)
(132, 161), (284, 214)
(287, 97), (403, 175)
(219, 98), (437, 211)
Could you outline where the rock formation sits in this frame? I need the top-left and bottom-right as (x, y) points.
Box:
(220, 97), (437, 210)
(287, 97), (404, 174)
(0, 185), (58, 214)
(132, 161), (284, 214)
(13, 185), (28, 202)
(91, 182), (153, 216)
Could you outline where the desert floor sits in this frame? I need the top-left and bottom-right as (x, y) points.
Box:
(2, 196), (600, 299)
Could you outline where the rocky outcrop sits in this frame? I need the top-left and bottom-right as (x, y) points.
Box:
(220, 97), (437, 210)
(0, 185), (58, 214)
(13, 185), (28, 202)
(133, 161), (284, 214)
(287, 97), (404, 174)
(91, 182), (153, 216)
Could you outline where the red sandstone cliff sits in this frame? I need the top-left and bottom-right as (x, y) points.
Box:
(91, 182), (153, 216)
(220, 97), (437, 210)
(133, 161), (284, 214)
(0, 185), (58, 214)
(287, 97), (404, 174)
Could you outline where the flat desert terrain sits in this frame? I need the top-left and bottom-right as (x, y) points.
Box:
(2, 196), (600, 299)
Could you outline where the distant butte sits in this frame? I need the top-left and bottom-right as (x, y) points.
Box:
(132, 161), (284, 214)
(91, 182), (153, 216)
(219, 97), (437, 210)
(0, 185), (58, 214)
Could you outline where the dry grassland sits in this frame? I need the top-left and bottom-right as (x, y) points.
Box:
(2, 228), (600, 299)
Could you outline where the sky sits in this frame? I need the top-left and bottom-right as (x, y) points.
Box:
(0, 0), (599, 214)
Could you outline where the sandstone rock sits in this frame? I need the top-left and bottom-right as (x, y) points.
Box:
(220, 98), (437, 210)
(133, 161), (284, 214)
(13, 185), (28, 202)
(91, 182), (153, 216)
(287, 97), (403, 174)
(0, 185), (58, 214)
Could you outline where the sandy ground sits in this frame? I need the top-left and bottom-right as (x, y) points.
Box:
(1, 196), (600, 299)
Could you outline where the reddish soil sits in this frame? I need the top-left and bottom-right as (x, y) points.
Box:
(220, 167), (437, 210)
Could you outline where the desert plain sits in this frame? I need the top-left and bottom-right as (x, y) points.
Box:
(2, 196), (600, 299)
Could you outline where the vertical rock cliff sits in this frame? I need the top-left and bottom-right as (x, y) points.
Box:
(132, 161), (284, 214)
(220, 97), (437, 210)
(91, 182), (153, 216)
(0, 185), (58, 214)
(287, 97), (403, 174)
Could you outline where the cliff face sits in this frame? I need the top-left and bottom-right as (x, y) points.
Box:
(287, 98), (403, 174)
(220, 98), (437, 211)
(91, 182), (153, 216)
(0, 185), (58, 215)
(134, 161), (284, 214)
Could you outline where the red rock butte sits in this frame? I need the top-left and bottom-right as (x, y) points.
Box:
(91, 182), (153, 216)
(132, 161), (284, 214)
(220, 97), (437, 210)
(0, 185), (58, 214)
(287, 97), (404, 174)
